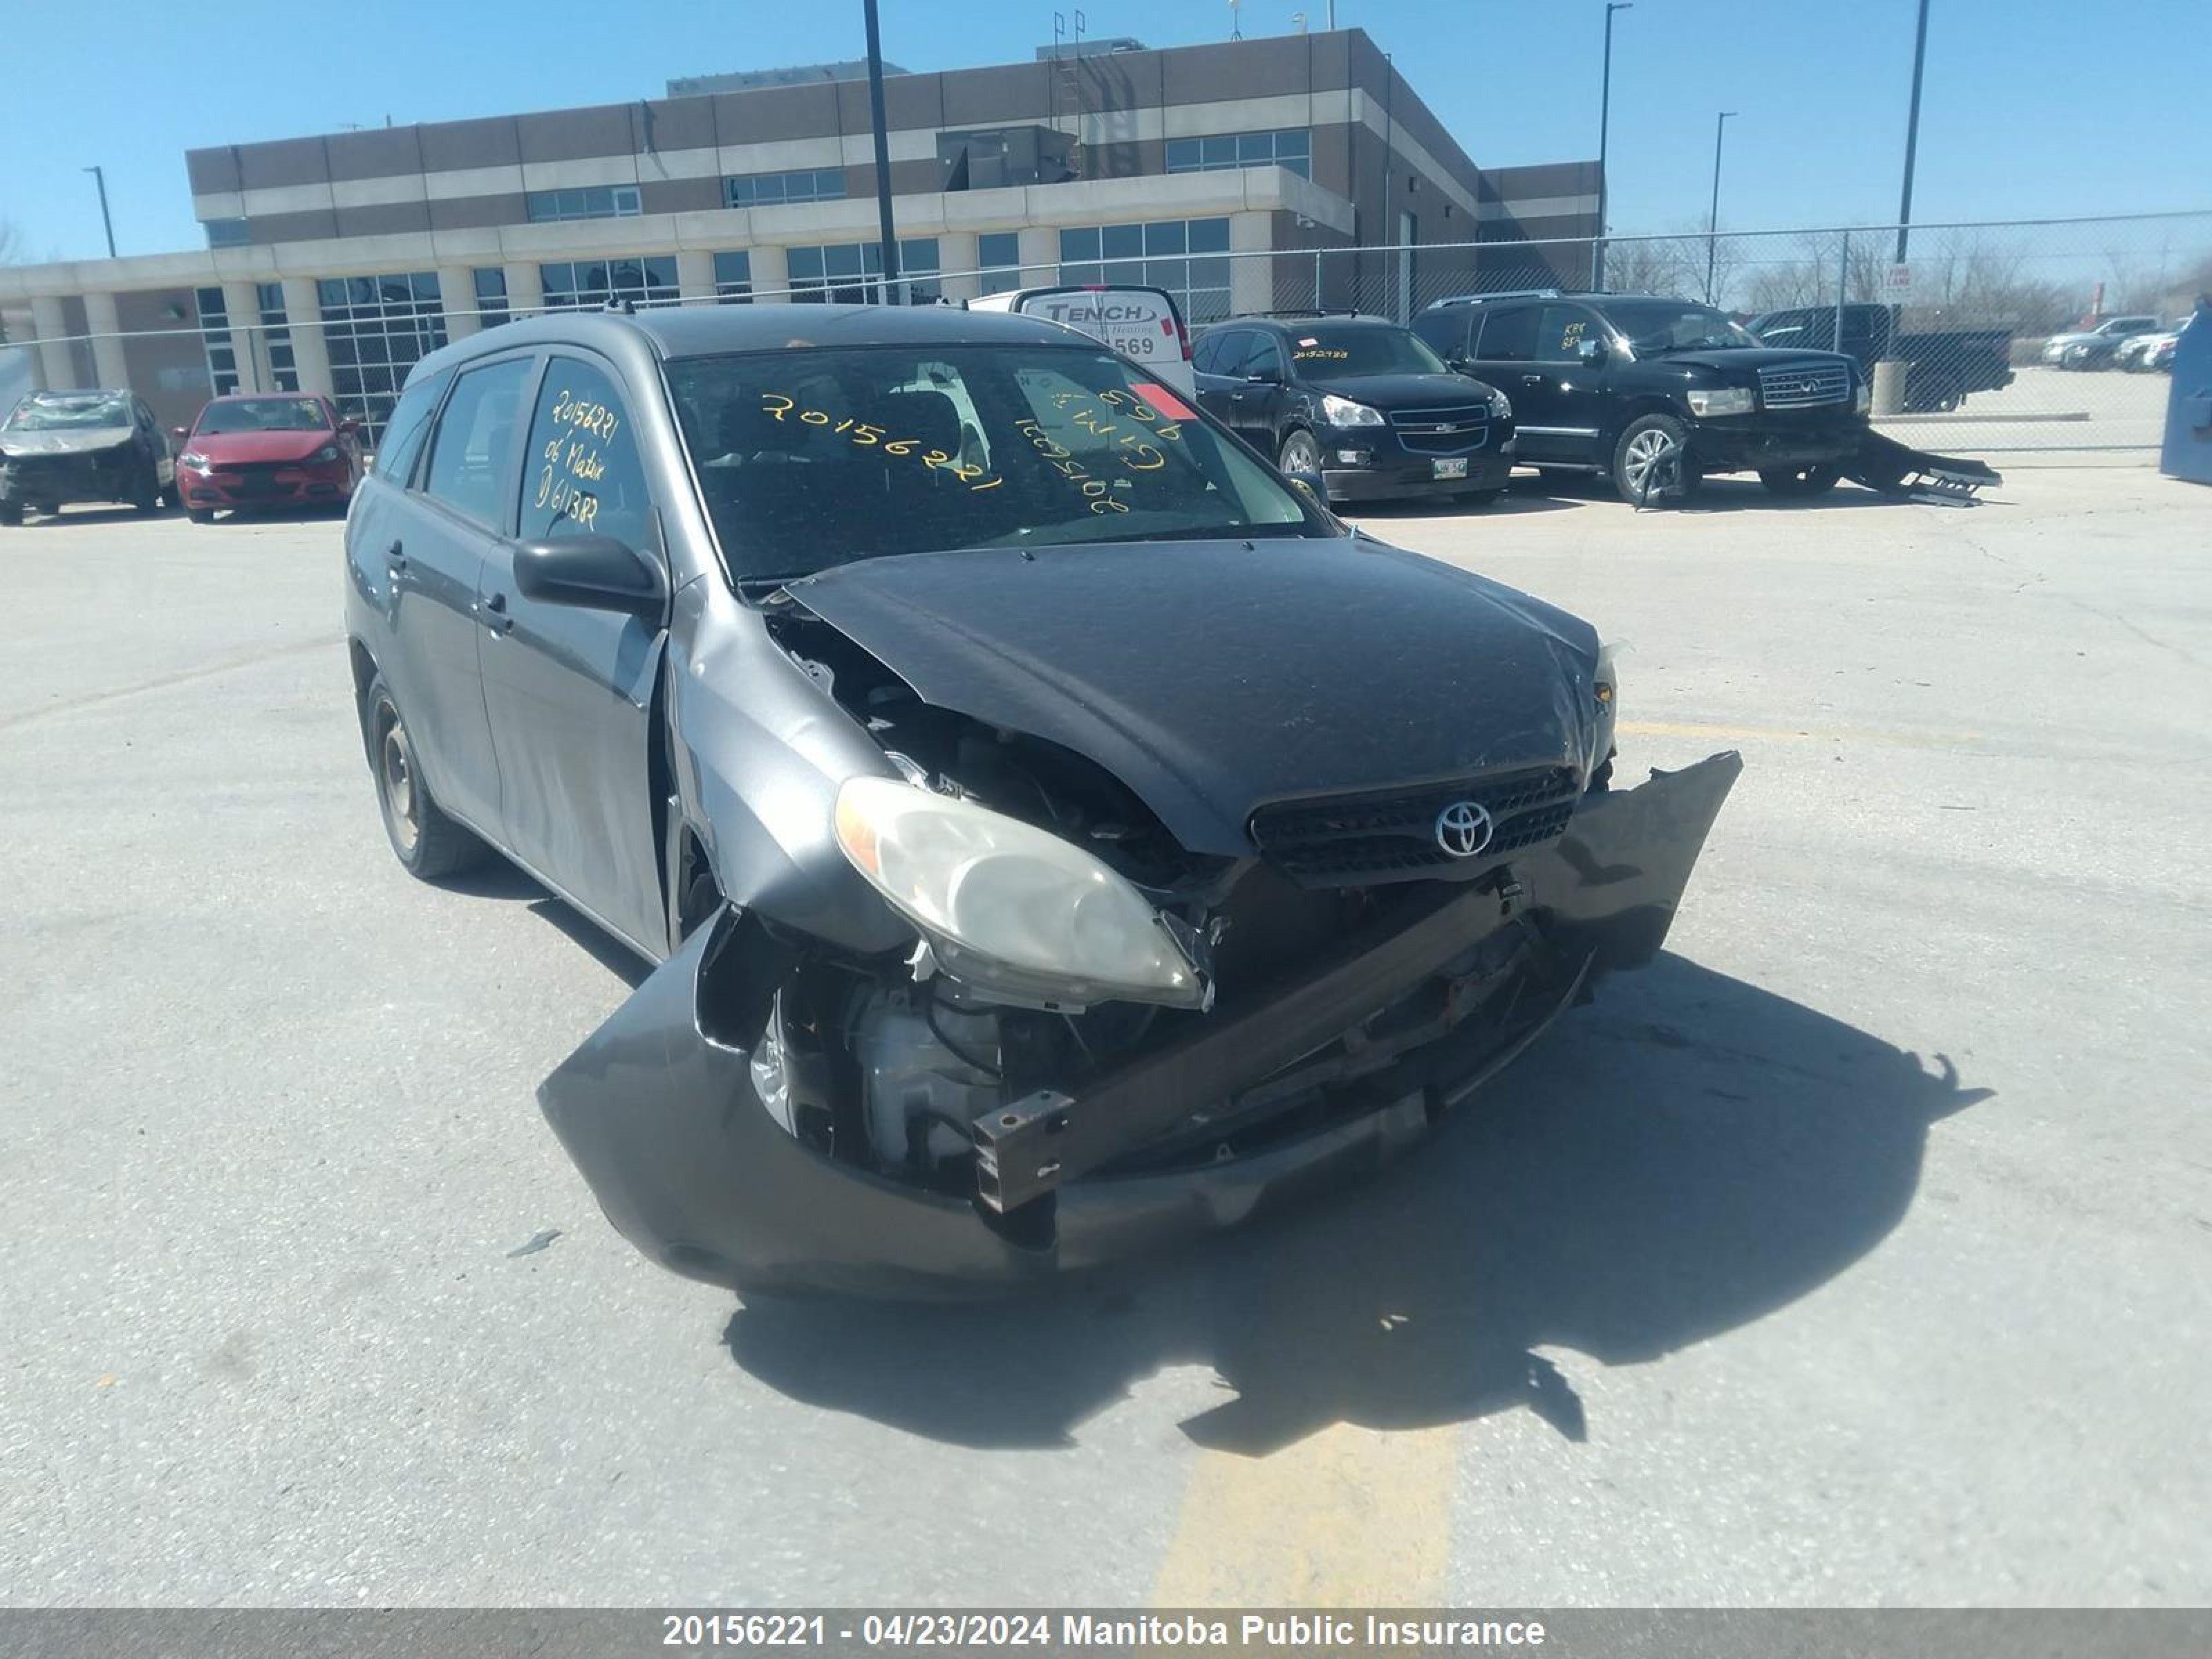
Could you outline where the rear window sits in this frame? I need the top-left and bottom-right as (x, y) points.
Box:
(1016, 288), (1182, 368)
(665, 343), (1326, 583)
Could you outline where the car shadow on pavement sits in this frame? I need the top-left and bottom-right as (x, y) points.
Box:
(720, 953), (1990, 1454)
(1342, 491), (1583, 523)
(439, 861), (653, 989)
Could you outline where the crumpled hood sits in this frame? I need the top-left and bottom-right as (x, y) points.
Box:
(0, 426), (133, 458)
(1644, 347), (1852, 376)
(786, 536), (1602, 856)
(187, 430), (335, 465)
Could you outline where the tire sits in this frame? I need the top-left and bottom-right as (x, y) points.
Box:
(1277, 429), (1324, 477)
(364, 674), (490, 880)
(0, 500), (20, 527)
(1758, 463), (1844, 497)
(187, 507), (215, 525)
(1612, 414), (1697, 506)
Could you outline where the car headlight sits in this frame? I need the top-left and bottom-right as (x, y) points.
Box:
(1320, 393), (1385, 427)
(311, 444), (341, 464)
(1685, 386), (1755, 418)
(1485, 386), (1512, 420)
(834, 776), (1204, 1011)
(179, 451), (211, 470)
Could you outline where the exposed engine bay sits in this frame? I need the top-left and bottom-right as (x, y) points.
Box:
(744, 608), (1611, 1207)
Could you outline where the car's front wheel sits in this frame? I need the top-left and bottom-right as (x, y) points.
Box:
(1613, 414), (1698, 506)
(1758, 463), (1844, 497)
(0, 499), (21, 527)
(364, 674), (489, 879)
(1277, 429), (1324, 479)
(187, 507), (215, 525)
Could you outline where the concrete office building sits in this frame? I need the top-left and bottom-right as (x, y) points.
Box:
(0, 28), (1599, 437)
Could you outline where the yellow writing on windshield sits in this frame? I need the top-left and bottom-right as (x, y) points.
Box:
(758, 393), (1004, 489)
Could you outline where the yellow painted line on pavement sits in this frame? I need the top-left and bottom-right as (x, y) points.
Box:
(1621, 716), (1985, 751)
(1152, 1422), (1457, 1606)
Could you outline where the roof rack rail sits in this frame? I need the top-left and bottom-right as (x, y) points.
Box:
(1426, 288), (1565, 309)
(1248, 307), (1366, 319)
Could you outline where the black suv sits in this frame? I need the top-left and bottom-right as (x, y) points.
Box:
(1193, 313), (1515, 506)
(1414, 290), (1871, 503)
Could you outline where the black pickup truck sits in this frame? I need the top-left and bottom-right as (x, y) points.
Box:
(1747, 303), (2014, 413)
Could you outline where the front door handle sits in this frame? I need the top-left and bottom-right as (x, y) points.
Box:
(481, 590), (512, 635)
(384, 540), (406, 569)
(1520, 373), (1546, 387)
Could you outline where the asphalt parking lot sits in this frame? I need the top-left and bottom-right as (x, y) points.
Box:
(3, 464), (2208, 1608)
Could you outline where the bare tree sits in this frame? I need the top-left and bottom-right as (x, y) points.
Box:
(0, 219), (26, 264)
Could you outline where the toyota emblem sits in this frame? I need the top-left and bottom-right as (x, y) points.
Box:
(1434, 800), (1494, 859)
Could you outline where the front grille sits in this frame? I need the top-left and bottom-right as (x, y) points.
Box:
(215, 461), (297, 497)
(1250, 765), (1581, 887)
(1387, 404), (1488, 456)
(1757, 363), (1850, 409)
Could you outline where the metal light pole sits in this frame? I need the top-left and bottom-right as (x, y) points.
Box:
(1895, 0), (1931, 263)
(1704, 111), (1736, 305)
(83, 165), (117, 258)
(1592, 1), (1631, 290)
(861, 0), (901, 303)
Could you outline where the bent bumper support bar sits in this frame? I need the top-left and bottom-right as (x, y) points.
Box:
(538, 751), (1741, 1298)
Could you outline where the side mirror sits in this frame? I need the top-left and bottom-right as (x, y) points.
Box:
(512, 534), (665, 621)
(170, 425), (191, 442)
(338, 418), (361, 435)
(1284, 468), (1331, 509)
(1576, 337), (1609, 366)
(1447, 356), (1474, 374)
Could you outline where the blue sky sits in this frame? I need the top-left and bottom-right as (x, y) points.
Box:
(3, 0), (2206, 263)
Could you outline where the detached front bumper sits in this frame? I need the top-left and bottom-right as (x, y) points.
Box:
(1688, 409), (1871, 473)
(540, 751), (1741, 1300)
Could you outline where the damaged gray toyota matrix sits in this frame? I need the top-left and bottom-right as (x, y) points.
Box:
(343, 304), (1738, 1299)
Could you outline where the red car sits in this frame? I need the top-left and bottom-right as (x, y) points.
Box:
(174, 393), (363, 521)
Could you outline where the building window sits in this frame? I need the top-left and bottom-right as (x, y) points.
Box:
(725, 169), (846, 209)
(195, 286), (239, 397)
(205, 218), (250, 249)
(1165, 129), (1310, 180)
(713, 252), (753, 303)
(539, 256), (681, 312)
(525, 185), (642, 223)
(317, 271), (447, 442)
(1059, 218), (1232, 323)
(257, 283), (299, 393)
(977, 232), (1022, 295)
(787, 238), (940, 305)
(472, 268), (510, 328)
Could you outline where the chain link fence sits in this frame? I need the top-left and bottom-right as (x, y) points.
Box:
(3, 210), (2205, 454)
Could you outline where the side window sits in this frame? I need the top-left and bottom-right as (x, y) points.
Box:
(519, 355), (652, 552)
(1244, 333), (1285, 381)
(1532, 305), (1597, 362)
(1206, 330), (1250, 379)
(1474, 306), (1538, 362)
(376, 368), (451, 488)
(1412, 311), (1465, 359)
(423, 358), (532, 529)
(1191, 332), (1228, 375)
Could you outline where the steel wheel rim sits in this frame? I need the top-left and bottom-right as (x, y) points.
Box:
(1282, 433), (1322, 473)
(377, 704), (420, 856)
(1624, 429), (1674, 494)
